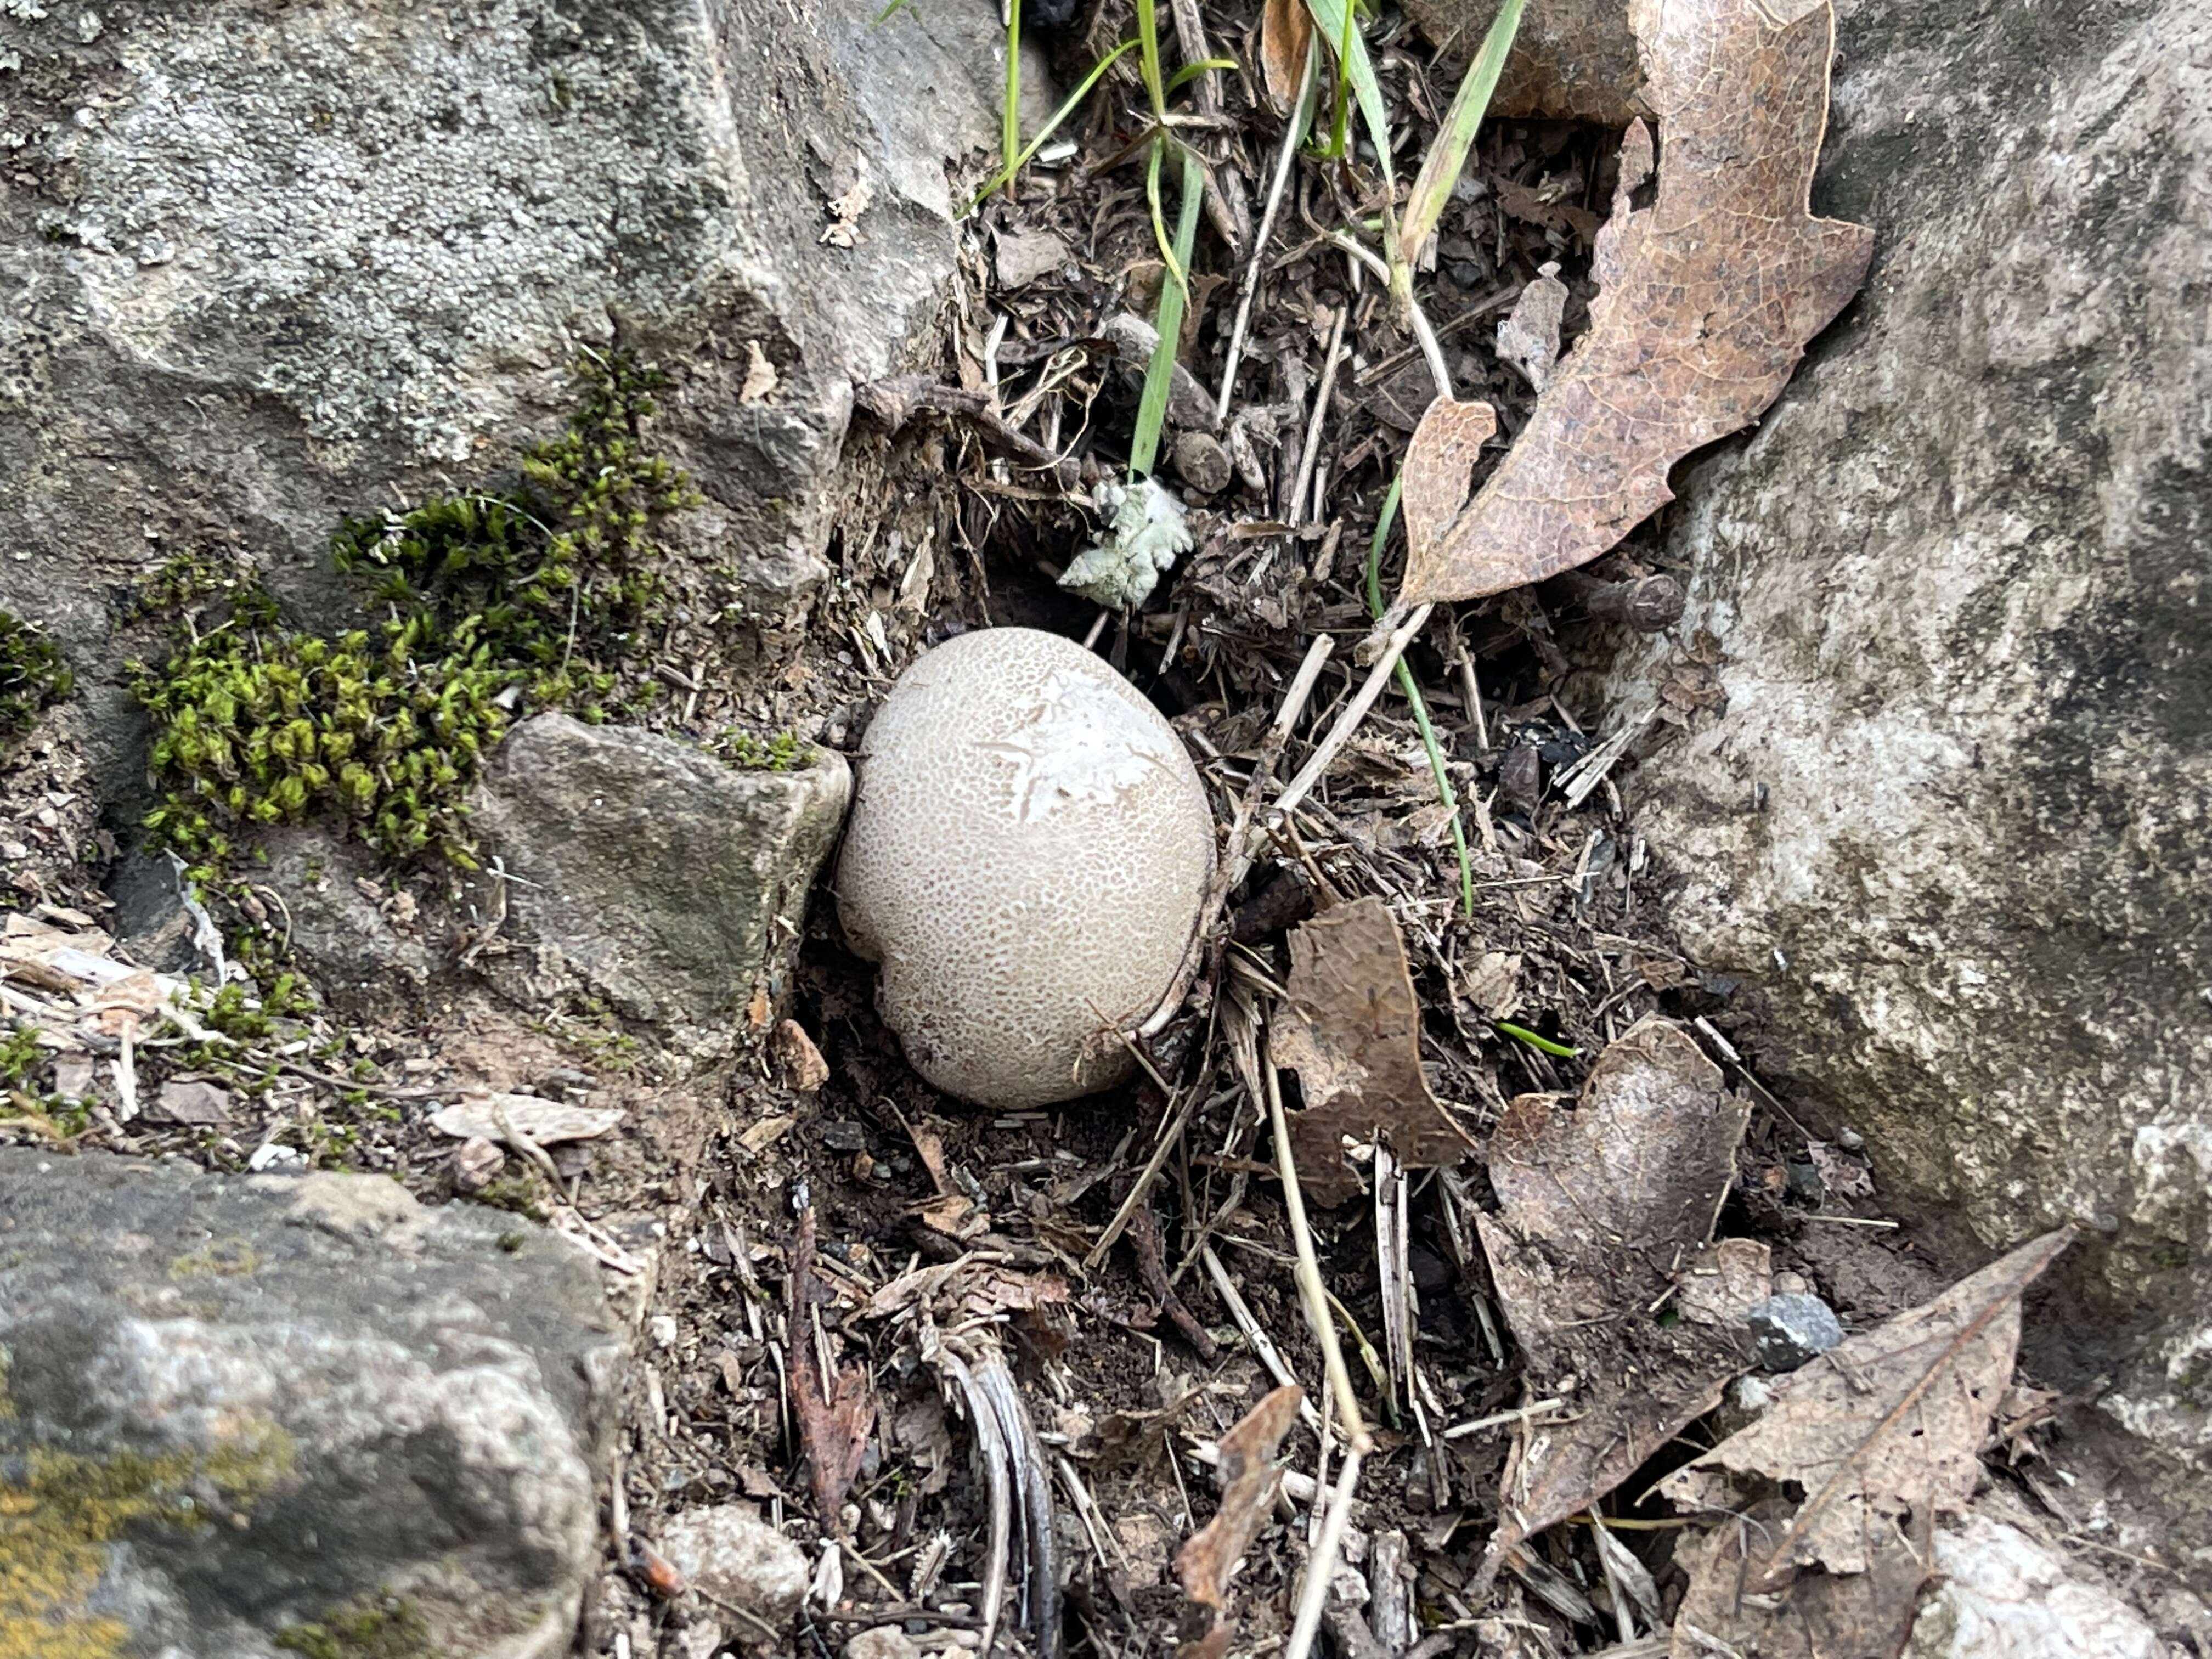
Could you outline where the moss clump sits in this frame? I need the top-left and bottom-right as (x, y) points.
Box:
(0, 1025), (88, 1140)
(713, 727), (808, 771)
(273, 1595), (431, 1659)
(0, 1420), (294, 1659)
(0, 613), (70, 746)
(128, 349), (699, 876)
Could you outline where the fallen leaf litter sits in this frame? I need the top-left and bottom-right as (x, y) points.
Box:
(0, 0), (2148, 1653)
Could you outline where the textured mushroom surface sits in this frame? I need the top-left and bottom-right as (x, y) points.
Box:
(837, 627), (1214, 1108)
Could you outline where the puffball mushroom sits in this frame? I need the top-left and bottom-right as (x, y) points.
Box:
(836, 627), (1214, 1108)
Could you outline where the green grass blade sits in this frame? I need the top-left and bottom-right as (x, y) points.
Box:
(1497, 1020), (1579, 1058)
(1165, 55), (1238, 92)
(1299, 0), (1393, 189)
(1142, 136), (1186, 290)
(872, 0), (915, 23)
(1134, 0), (1169, 121)
(1368, 475), (1475, 916)
(1130, 142), (1206, 479)
(1397, 0), (1523, 270)
(1002, 0), (1023, 198)
(963, 40), (1141, 214)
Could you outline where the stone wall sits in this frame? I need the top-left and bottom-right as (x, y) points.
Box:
(1604, 0), (2210, 1550)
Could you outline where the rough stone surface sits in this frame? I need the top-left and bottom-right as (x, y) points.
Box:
(470, 713), (850, 1040)
(845, 1627), (923, 1659)
(0, 0), (1000, 800)
(656, 1503), (810, 1632)
(1904, 1512), (2162, 1659)
(1599, 0), (2211, 1543)
(0, 1149), (624, 1657)
(1743, 1292), (1847, 1373)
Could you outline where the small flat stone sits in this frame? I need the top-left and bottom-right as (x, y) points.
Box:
(1743, 1291), (1846, 1372)
(155, 1075), (233, 1125)
(657, 1503), (809, 1632)
(845, 1626), (921, 1659)
(995, 229), (1069, 289)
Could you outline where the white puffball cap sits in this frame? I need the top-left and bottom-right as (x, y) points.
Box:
(836, 627), (1214, 1108)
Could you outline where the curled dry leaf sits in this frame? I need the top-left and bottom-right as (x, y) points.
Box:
(1259, 0), (1313, 111)
(1472, 1017), (1753, 1583)
(787, 1207), (879, 1536)
(1177, 1384), (1304, 1626)
(1272, 896), (1481, 1206)
(1399, 0), (1874, 606)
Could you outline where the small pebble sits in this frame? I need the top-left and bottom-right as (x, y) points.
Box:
(1836, 1125), (1865, 1151)
(1170, 431), (1232, 496)
(1744, 1292), (1846, 1372)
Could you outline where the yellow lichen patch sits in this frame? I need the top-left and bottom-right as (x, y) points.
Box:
(167, 1239), (262, 1279)
(0, 1418), (296, 1659)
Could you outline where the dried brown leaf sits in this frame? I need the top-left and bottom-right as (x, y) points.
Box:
(1272, 897), (1481, 1206)
(1260, 0), (1313, 110)
(1661, 1227), (2074, 1579)
(1670, 1497), (1933, 1659)
(1495, 262), (1568, 391)
(1675, 1237), (1774, 1328)
(1472, 1018), (1752, 1580)
(1400, 0), (1873, 605)
(788, 1207), (878, 1535)
(1177, 1384), (1304, 1609)
(1400, 399), (1497, 589)
(1404, 0), (1645, 123)
(770, 1018), (830, 1092)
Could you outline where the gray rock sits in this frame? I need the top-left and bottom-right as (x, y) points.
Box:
(0, 1149), (624, 1657)
(1598, 0), (2211, 1542)
(995, 229), (1070, 290)
(1905, 1511), (2162, 1659)
(0, 0), (1000, 806)
(470, 714), (850, 1042)
(845, 1626), (922, 1659)
(1742, 1293), (1846, 1373)
(657, 1503), (810, 1633)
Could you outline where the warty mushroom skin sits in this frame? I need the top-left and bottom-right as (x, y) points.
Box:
(835, 627), (1214, 1108)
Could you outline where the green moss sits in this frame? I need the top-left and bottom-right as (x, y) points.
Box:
(0, 1026), (88, 1140)
(471, 1173), (549, 1223)
(128, 349), (701, 878)
(713, 727), (808, 771)
(0, 613), (71, 747)
(0, 1415), (294, 1659)
(273, 1594), (431, 1659)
